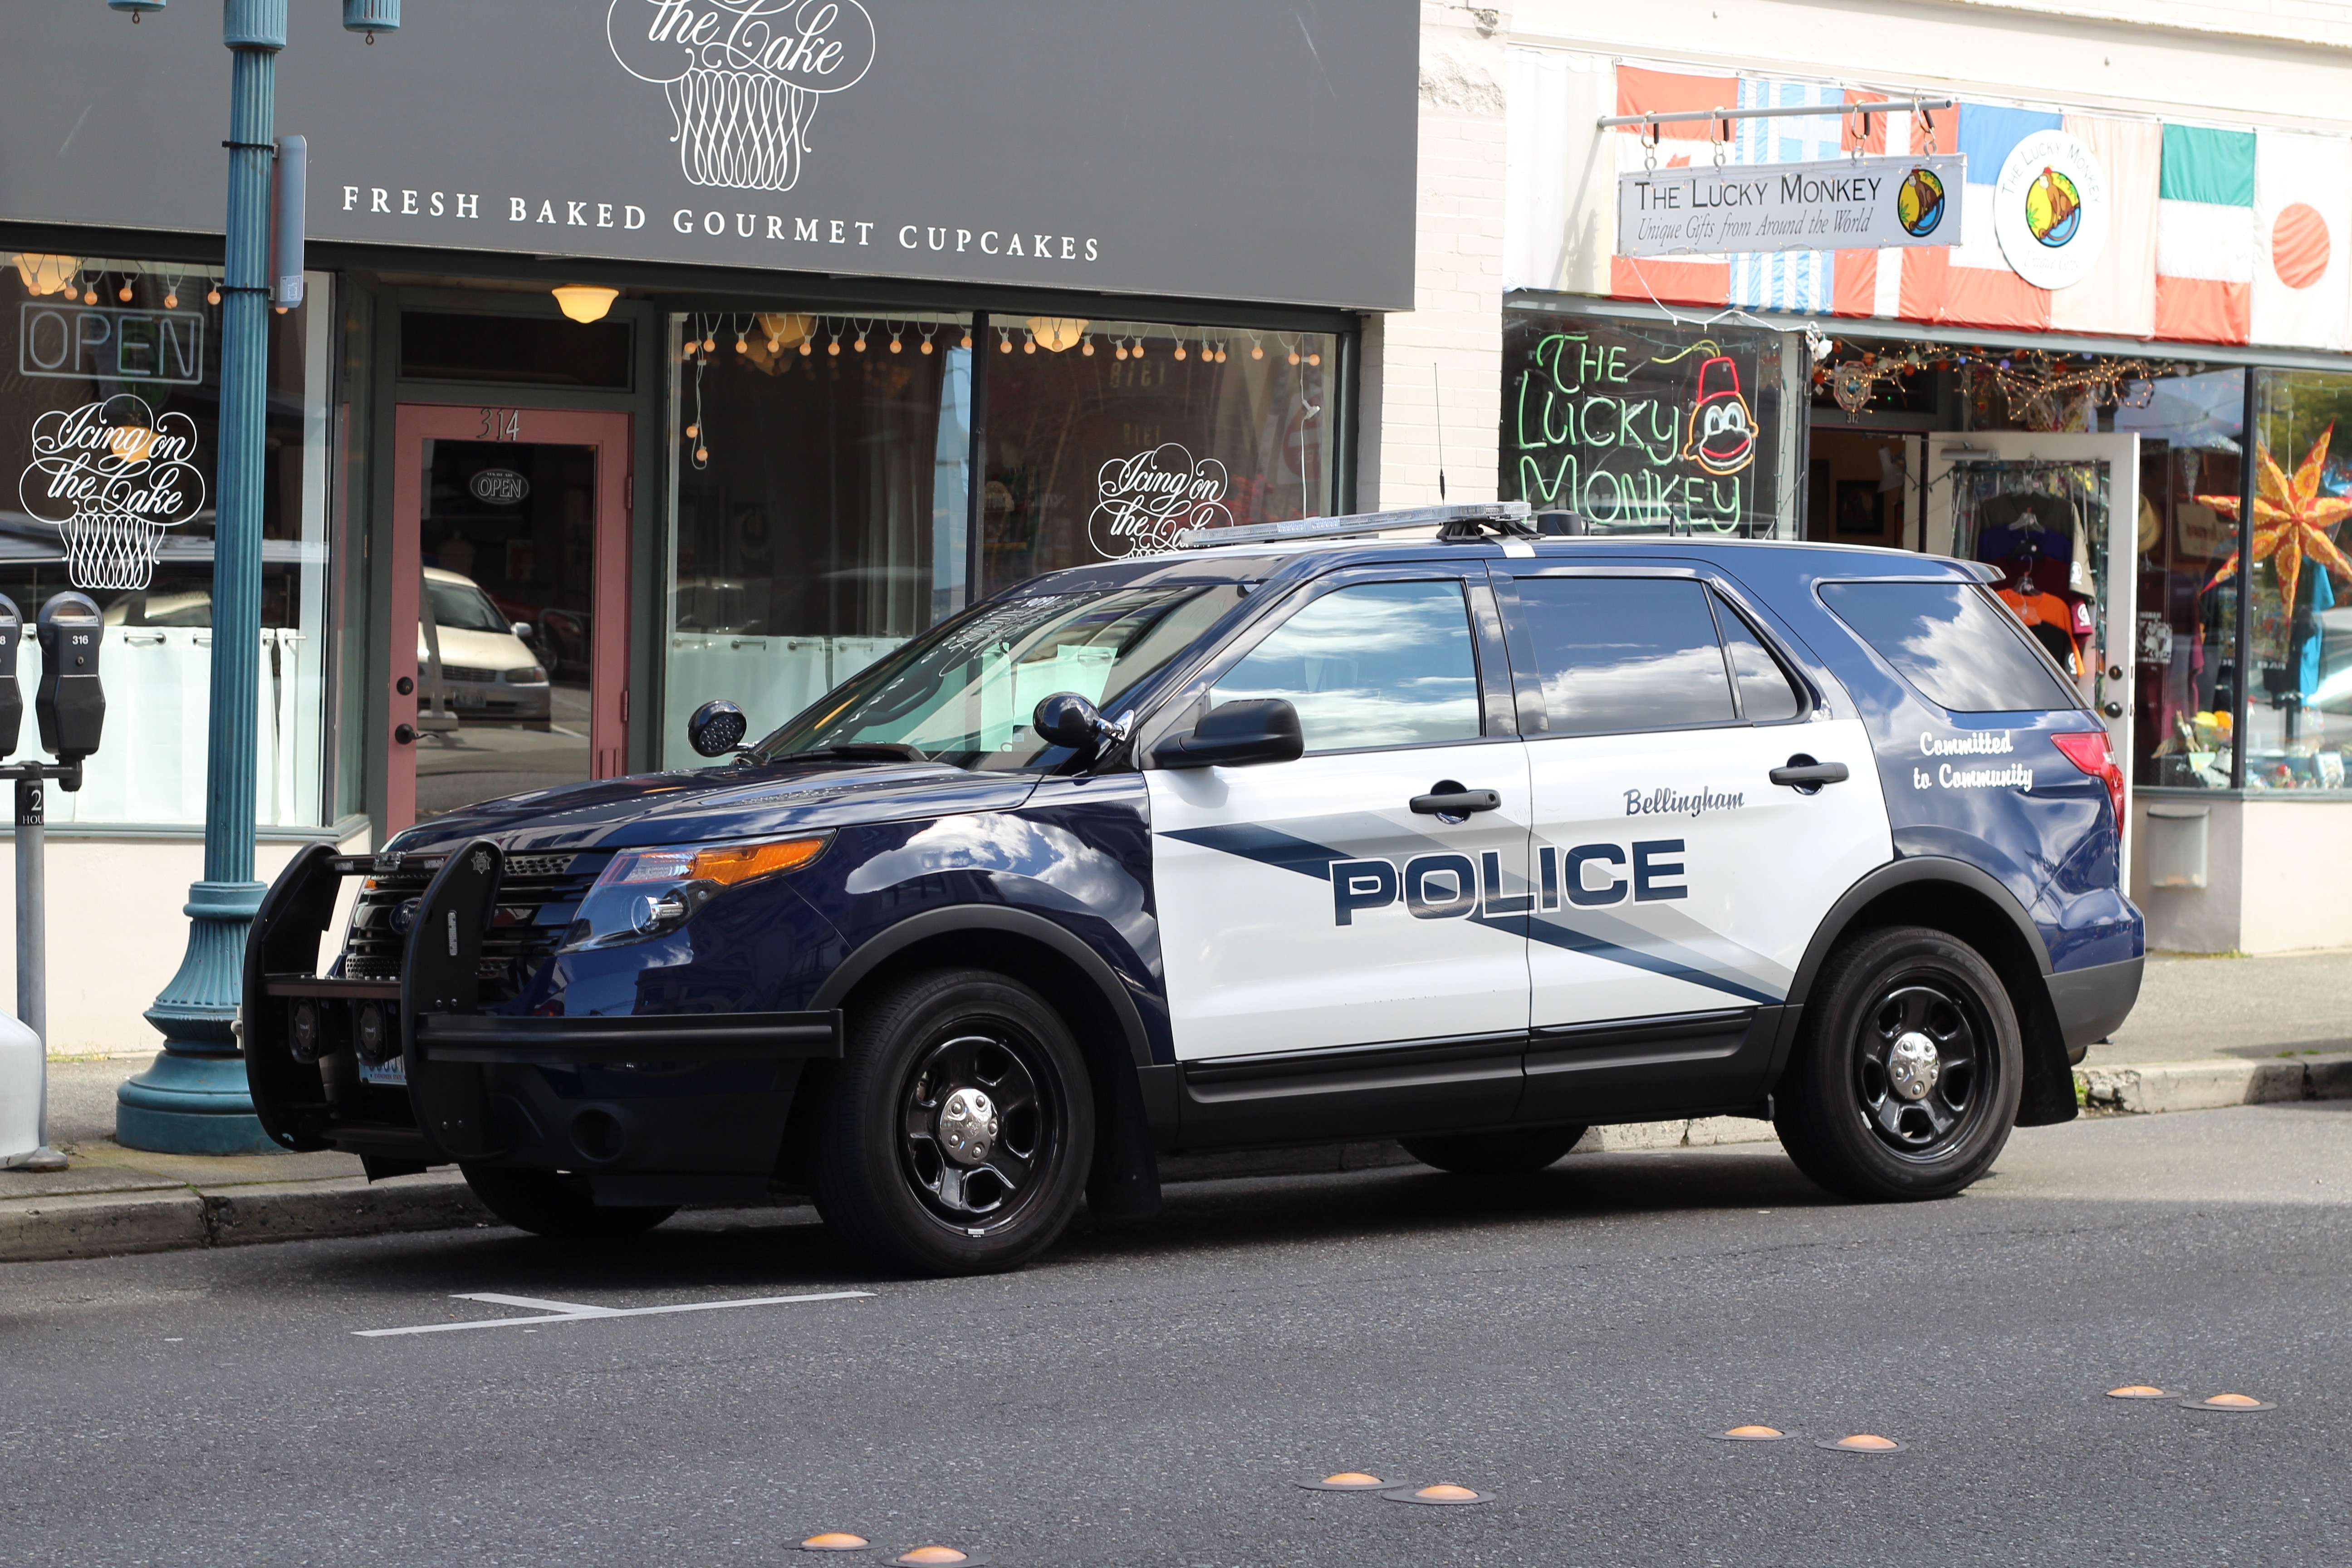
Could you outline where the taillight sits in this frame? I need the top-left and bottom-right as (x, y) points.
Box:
(2051, 729), (2124, 824)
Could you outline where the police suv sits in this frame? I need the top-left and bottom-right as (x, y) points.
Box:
(245, 503), (2143, 1275)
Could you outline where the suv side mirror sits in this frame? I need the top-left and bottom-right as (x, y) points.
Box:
(1032, 691), (1111, 755)
(1152, 698), (1303, 769)
(686, 699), (750, 758)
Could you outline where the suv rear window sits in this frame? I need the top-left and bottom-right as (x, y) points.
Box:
(1821, 581), (2081, 713)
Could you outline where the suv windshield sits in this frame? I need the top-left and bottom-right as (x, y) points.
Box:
(755, 584), (1245, 770)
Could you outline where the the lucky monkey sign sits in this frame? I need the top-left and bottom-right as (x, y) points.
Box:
(19, 394), (206, 591)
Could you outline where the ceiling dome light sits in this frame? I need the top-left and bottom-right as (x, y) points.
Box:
(551, 285), (618, 324)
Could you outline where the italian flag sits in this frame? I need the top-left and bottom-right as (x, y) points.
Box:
(2156, 125), (2352, 348)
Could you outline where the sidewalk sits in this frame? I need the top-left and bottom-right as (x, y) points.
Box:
(10, 953), (2352, 1264)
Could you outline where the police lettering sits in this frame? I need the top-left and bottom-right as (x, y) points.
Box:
(1331, 839), (1687, 924)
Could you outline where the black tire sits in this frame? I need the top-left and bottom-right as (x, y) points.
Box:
(1401, 1125), (1589, 1175)
(460, 1165), (676, 1240)
(808, 968), (1094, 1276)
(1774, 925), (2023, 1201)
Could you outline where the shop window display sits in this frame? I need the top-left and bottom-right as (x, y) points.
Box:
(978, 320), (1334, 591)
(1503, 311), (1794, 535)
(2232, 368), (2352, 791)
(1, 253), (331, 826)
(2118, 370), (2246, 789)
(664, 311), (972, 764)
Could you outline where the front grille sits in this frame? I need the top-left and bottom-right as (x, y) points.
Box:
(341, 849), (609, 1002)
(437, 665), (500, 683)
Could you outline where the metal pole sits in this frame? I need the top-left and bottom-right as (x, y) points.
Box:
(2230, 370), (2258, 791)
(15, 771), (62, 1169)
(117, 0), (288, 1154)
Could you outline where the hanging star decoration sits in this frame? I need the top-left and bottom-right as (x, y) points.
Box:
(2196, 424), (2352, 616)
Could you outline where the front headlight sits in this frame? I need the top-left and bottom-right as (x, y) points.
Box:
(564, 834), (829, 950)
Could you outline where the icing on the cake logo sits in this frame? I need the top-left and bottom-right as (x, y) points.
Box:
(19, 394), (206, 591)
(608, 0), (877, 194)
(1090, 445), (1232, 559)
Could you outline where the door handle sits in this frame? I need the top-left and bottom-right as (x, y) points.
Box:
(1411, 787), (1502, 815)
(394, 724), (417, 745)
(1769, 755), (1849, 791)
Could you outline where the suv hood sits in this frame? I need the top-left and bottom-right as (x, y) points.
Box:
(385, 760), (1042, 857)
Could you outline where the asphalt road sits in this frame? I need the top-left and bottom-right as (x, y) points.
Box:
(5, 1102), (2348, 1568)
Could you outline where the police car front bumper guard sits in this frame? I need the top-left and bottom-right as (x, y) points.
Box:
(241, 838), (842, 1160)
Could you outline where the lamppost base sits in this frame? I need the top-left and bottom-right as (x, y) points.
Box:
(119, 879), (275, 1155)
(115, 1049), (278, 1155)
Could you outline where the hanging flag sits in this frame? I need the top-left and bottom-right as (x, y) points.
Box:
(2153, 123), (2256, 344)
(1900, 103), (2060, 330)
(1609, 64), (1737, 307)
(1725, 77), (1845, 314)
(2050, 115), (2159, 337)
(1833, 91), (1904, 319)
(2251, 129), (2352, 349)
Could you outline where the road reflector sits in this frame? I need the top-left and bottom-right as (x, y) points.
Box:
(1384, 1483), (1495, 1505)
(1817, 1434), (1906, 1453)
(801, 1534), (871, 1551)
(2180, 1393), (2276, 1412)
(2106, 1386), (2170, 1399)
(893, 1552), (970, 1566)
(1297, 1472), (1388, 1491)
(1714, 1425), (1790, 1441)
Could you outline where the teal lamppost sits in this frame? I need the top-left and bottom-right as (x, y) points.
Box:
(112, 0), (399, 1154)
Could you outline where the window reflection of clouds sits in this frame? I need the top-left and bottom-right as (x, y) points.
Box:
(1213, 581), (1480, 751)
(1821, 583), (2075, 713)
(1537, 645), (1734, 732)
(1518, 579), (1735, 734)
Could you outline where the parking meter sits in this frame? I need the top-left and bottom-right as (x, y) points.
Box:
(0, 596), (21, 760)
(34, 593), (103, 785)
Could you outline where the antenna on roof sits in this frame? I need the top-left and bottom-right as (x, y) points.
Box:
(1432, 363), (1448, 503)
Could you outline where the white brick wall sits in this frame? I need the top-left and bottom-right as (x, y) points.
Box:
(1359, 2), (1513, 511)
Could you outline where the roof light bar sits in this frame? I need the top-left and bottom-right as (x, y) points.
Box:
(1175, 501), (1532, 549)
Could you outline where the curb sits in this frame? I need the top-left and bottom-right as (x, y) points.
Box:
(2073, 1053), (2352, 1115)
(1, 1172), (492, 1265)
(9, 1055), (2347, 1266)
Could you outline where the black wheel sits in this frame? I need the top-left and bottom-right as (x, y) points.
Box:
(1401, 1125), (1588, 1175)
(808, 968), (1093, 1276)
(459, 1165), (676, 1240)
(1774, 926), (2023, 1201)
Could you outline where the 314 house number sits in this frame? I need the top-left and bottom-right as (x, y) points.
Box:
(478, 407), (522, 441)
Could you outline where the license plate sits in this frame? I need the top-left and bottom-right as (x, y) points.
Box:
(358, 1056), (407, 1086)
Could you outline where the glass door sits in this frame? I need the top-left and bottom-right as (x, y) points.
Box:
(1926, 431), (2141, 881)
(388, 404), (631, 831)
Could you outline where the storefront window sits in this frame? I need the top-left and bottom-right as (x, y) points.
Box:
(978, 320), (1335, 592)
(4, 253), (332, 826)
(663, 311), (971, 764)
(2237, 368), (2352, 790)
(2118, 369), (2245, 789)
(1502, 309), (1795, 536)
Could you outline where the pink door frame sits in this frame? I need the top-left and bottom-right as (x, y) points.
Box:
(386, 402), (633, 834)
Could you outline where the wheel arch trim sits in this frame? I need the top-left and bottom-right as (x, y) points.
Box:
(812, 906), (1154, 1069)
(1787, 857), (2053, 1012)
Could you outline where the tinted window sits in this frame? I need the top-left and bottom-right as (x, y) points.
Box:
(1822, 581), (2080, 713)
(1213, 580), (1480, 752)
(1515, 578), (1735, 734)
(1714, 598), (1803, 721)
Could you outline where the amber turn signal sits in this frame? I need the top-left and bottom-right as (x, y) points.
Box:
(687, 837), (828, 885)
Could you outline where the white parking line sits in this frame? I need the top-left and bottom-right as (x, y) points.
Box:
(355, 1289), (872, 1337)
